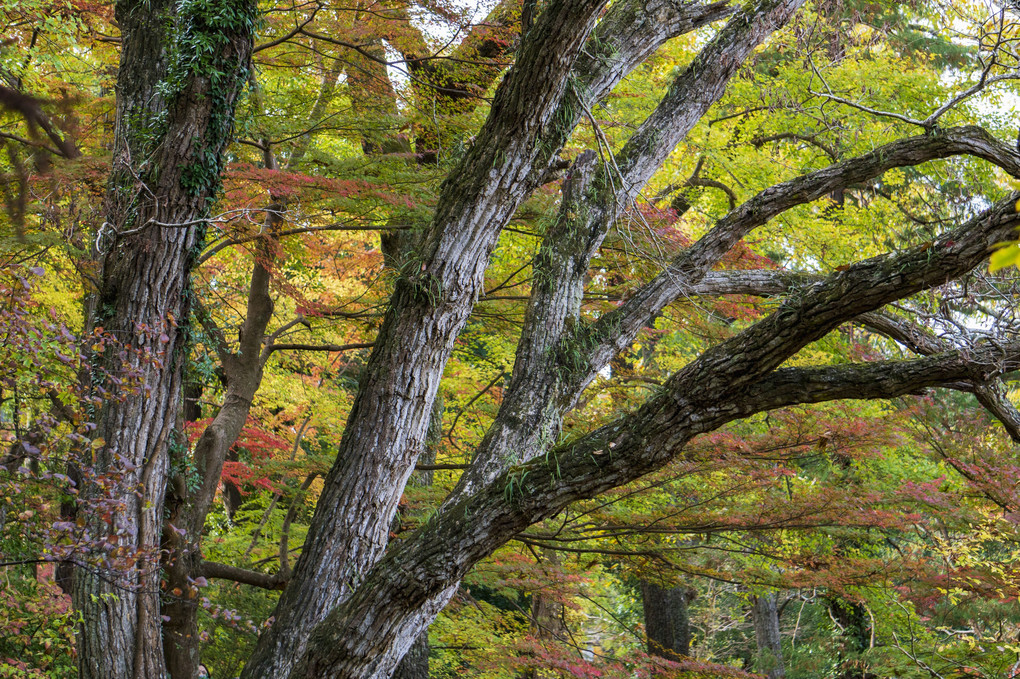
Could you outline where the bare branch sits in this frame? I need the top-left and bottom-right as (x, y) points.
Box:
(265, 341), (374, 357)
(198, 561), (288, 591)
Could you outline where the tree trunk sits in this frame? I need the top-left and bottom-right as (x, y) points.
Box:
(750, 592), (785, 679)
(392, 635), (429, 679)
(73, 0), (255, 676)
(242, 3), (609, 676)
(279, 191), (1020, 677)
(391, 397), (442, 679)
(641, 581), (694, 659)
(162, 231), (277, 678)
(827, 596), (873, 679)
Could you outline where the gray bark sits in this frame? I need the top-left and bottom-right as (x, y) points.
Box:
(751, 592), (785, 679)
(74, 0), (255, 676)
(392, 636), (429, 679)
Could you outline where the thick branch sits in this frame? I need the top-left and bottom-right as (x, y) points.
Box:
(584, 126), (1020, 384)
(290, 195), (1020, 677)
(522, 0), (735, 190)
(444, 0), (803, 507)
(612, 0), (805, 193)
(857, 311), (1020, 443)
(296, 340), (1020, 677)
(572, 0), (735, 109)
(454, 150), (604, 497)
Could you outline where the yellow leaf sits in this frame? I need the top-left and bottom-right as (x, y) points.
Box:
(989, 242), (1020, 272)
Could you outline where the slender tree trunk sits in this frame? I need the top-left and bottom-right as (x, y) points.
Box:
(640, 581), (694, 659)
(750, 592), (785, 679)
(162, 229), (277, 678)
(73, 0), (255, 676)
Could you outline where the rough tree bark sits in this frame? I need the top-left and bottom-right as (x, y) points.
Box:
(243, 1), (612, 675)
(72, 0), (1020, 676)
(283, 192), (1020, 677)
(73, 0), (256, 676)
(641, 581), (695, 659)
(161, 221), (278, 678)
(750, 592), (785, 679)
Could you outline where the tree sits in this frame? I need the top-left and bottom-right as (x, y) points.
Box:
(239, 1), (1020, 675)
(641, 580), (696, 660)
(69, 0), (257, 676)
(4, 0), (1020, 677)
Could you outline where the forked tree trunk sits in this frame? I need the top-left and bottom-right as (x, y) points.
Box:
(243, 2), (814, 676)
(242, 3), (610, 676)
(73, 0), (255, 676)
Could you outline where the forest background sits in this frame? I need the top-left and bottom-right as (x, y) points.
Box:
(3, 0), (1020, 677)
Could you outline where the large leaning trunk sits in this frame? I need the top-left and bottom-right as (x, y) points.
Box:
(244, 1), (810, 676)
(242, 1), (611, 675)
(280, 192), (1020, 677)
(73, 1), (256, 676)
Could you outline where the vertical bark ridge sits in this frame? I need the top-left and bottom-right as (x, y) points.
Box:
(243, 2), (610, 675)
(74, 0), (256, 676)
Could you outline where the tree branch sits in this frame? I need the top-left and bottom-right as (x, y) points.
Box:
(583, 126), (1020, 385)
(291, 195), (1020, 675)
(265, 341), (374, 357)
(198, 561), (288, 590)
(444, 0), (806, 507)
(857, 311), (1020, 443)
